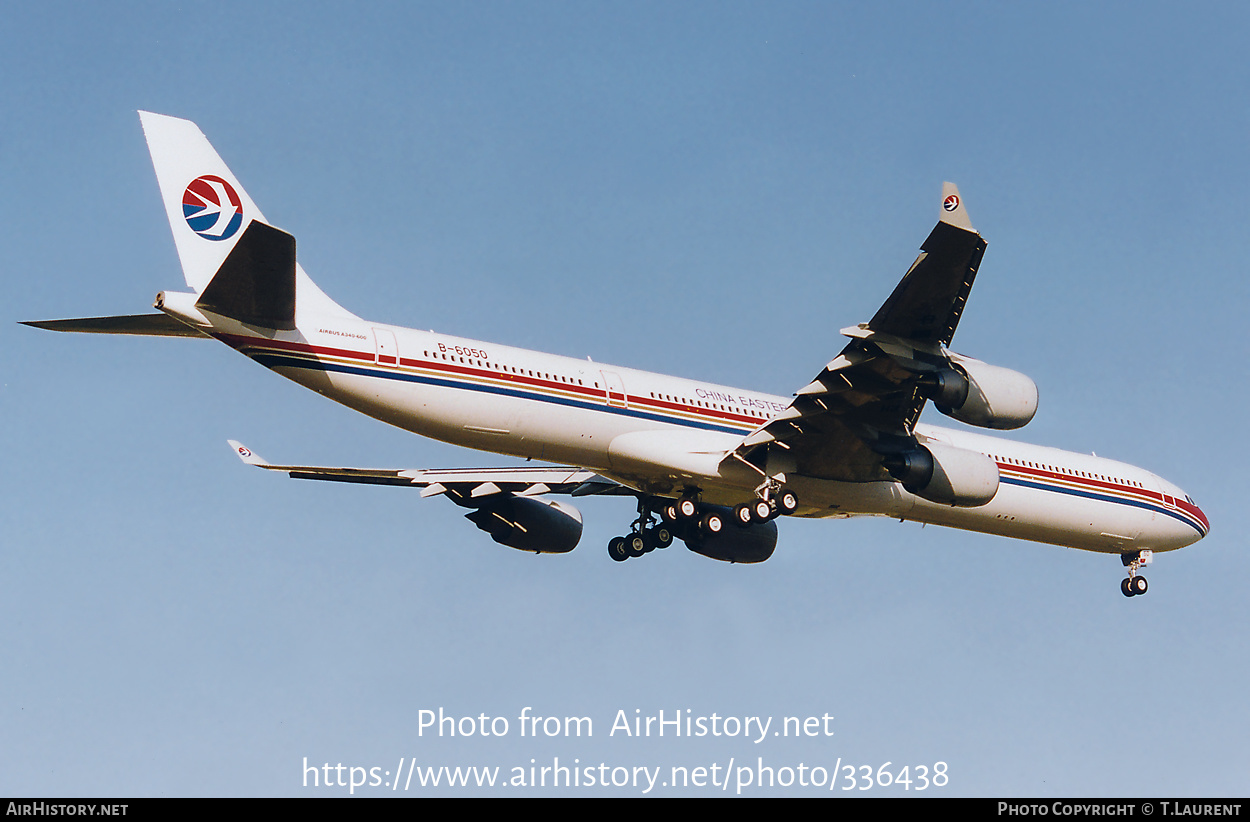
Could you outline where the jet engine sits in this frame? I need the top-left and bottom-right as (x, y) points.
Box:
(463, 495), (583, 554)
(920, 355), (1038, 430)
(679, 507), (778, 564)
(881, 441), (1000, 507)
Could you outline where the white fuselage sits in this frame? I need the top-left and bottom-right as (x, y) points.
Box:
(196, 306), (1207, 556)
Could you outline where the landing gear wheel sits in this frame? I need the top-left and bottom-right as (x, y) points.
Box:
(751, 499), (773, 523)
(677, 497), (699, 520)
(1121, 578), (1134, 597)
(660, 504), (679, 524)
(776, 489), (799, 515)
(701, 511), (725, 534)
(608, 536), (629, 562)
(1131, 576), (1148, 596)
(626, 533), (647, 558)
(733, 503), (755, 527)
(651, 526), (673, 549)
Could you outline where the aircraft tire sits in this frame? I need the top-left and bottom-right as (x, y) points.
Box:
(608, 537), (629, 562)
(733, 503), (754, 527)
(777, 489), (799, 515)
(1131, 576), (1148, 596)
(701, 511), (725, 534)
(1121, 578), (1135, 597)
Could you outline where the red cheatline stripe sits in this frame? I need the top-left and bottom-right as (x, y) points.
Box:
(214, 331), (767, 427)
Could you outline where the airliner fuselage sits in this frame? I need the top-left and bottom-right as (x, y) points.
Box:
(25, 112), (1208, 597)
(153, 293), (1206, 558)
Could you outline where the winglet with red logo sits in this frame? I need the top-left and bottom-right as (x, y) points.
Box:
(938, 182), (975, 233)
(227, 440), (270, 468)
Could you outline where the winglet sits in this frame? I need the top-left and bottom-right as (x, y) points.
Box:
(938, 182), (975, 233)
(228, 440), (269, 467)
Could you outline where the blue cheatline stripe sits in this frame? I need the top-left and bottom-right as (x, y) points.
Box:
(251, 350), (1207, 538)
(1001, 476), (1206, 537)
(251, 352), (754, 437)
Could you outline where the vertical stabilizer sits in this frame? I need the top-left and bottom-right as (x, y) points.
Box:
(140, 111), (268, 293)
(139, 111), (358, 321)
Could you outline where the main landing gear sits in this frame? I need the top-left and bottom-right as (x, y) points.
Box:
(657, 491), (730, 536)
(607, 485), (801, 562)
(607, 497), (675, 562)
(731, 482), (798, 527)
(1120, 549), (1153, 597)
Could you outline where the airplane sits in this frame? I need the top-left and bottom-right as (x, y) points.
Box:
(24, 112), (1208, 597)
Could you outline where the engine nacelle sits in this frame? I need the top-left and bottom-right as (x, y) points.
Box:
(923, 355), (1038, 430)
(464, 496), (583, 554)
(882, 441), (1000, 507)
(680, 508), (778, 564)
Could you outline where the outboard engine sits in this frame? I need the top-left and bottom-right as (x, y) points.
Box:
(464, 496), (584, 553)
(920, 355), (1038, 430)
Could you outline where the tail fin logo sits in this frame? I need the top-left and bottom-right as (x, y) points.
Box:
(943, 194), (960, 212)
(183, 175), (243, 241)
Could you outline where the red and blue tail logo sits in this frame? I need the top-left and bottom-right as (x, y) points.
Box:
(183, 175), (243, 241)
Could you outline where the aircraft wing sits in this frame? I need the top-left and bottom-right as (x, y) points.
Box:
(228, 441), (630, 501)
(726, 183), (988, 482)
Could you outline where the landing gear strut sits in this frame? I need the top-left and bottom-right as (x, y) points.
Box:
(1120, 549), (1153, 597)
(607, 497), (674, 562)
(613, 490), (751, 562)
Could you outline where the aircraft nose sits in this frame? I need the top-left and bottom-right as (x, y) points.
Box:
(1162, 488), (1208, 548)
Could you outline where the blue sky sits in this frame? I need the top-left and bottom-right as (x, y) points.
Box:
(1, 2), (1245, 796)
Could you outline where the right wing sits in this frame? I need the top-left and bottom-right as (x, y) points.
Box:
(228, 441), (629, 501)
(228, 441), (634, 555)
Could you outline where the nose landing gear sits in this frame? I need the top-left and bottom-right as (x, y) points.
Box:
(1119, 550), (1153, 597)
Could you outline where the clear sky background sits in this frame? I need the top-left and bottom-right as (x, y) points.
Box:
(1, 2), (1245, 797)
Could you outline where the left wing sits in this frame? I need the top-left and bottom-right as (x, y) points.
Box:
(725, 183), (990, 484)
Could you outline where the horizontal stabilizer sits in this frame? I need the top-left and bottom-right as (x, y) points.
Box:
(196, 221), (296, 330)
(21, 314), (209, 338)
